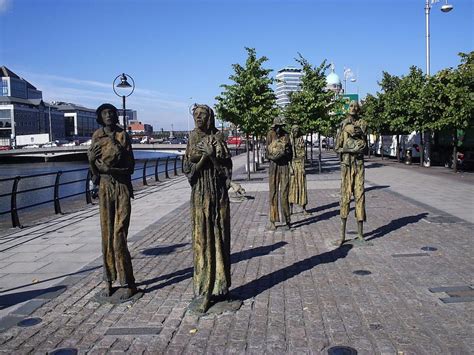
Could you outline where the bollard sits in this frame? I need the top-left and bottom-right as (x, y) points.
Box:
(173, 156), (178, 176)
(142, 159), (148, 185)
(154, 158), (160, 182)
(10, 176), (21, 228)
(165, 157), (170, 179)
(405, 149), (412, 165)
(54, 171), (62, 214)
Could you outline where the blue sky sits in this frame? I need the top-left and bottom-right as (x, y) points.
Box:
(1, 0), (472, 130)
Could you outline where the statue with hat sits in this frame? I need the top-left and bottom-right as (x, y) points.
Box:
(88, 103), (138, 300)
(266, 116), (292, 230)
(289, 124), (308, 214)
(334, 100), (368, 246)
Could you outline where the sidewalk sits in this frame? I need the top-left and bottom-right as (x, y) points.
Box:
(0, 151), (472, 354)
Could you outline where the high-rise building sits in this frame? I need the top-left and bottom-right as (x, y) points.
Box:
(275, 67), (303, 107)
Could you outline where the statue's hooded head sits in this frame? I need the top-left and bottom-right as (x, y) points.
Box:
(192, 104), (217, 134)
(96, 103), (119, 126)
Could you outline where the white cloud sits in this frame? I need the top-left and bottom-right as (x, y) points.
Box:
(0, 0), (11, 13)
(23, 71), (192, 130)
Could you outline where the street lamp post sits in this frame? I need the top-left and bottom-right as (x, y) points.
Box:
(423, 0), (453, 166)
(113, 73), (135, 130)
(425, 0), (453, 76)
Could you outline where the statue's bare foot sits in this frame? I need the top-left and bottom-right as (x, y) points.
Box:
(338, 238), (346, 247)
(212, 293), (229, 303)
(267, 222), (276, 231)
(99, 282), (114, 297)
(303, 209), (310, 216)
(119, 286), (138, 301)
(281, 222), (291, 231)
(189, 295), (210, 314)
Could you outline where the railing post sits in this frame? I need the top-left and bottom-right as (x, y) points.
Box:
(10, 176), (21, 228)
(181, 155), (185, 173)
(165, 157), (170, 179)
(142, 159), (148, 185)
(85, 170), (92, 204)
(154, 157), (160, 182)
(173, 156), (178, 176)
(54, 171), (62, 214)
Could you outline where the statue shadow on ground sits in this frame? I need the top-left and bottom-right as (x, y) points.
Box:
(293, 185), (390, 228)
(0, 265), (100, 295)
(140, 243), (189, 256)
(365, 162), (385, 169)
(140, 241), (288, 293)
(230, 244), (353, 301)
(0, 285), (67, 310)
(365, 213), (429, 241)
(291, 208), (342, 228)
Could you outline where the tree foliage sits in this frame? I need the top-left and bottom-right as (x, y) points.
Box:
(361, 51), (473, 136)
(285, 54), (340, 135)
(215, 47), (278, 137)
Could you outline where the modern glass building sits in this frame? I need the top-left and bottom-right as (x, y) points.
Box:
(275, 67), (303, 108)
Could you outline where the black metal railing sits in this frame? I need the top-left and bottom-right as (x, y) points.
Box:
(0, 155), (184, 228)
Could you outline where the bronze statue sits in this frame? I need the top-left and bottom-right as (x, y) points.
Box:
(266, 116), (292, 230)
(88, 103), (138, 300)
(289, 124), (308, 214)
(184, 104), (233, 313)
(335, 100), (368, 246)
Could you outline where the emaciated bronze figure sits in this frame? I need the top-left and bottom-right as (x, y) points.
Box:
(184, 104), (233, 313)
(289, 124), (308, 214)
(335, 100), (368, 246)
(266, 116), (292, 230)
(88, 103), (138, 300)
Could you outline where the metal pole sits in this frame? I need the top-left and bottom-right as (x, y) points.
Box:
(85, 170), (92, 204)
(11, 176), (21, 228)
(425, 0), (431, 77)
(420, 0), (431, 166)
(48, 105), (52, 142)
(142, 159), (148, 185)
(122, 95), (127, 129)
(54, 171), (62, 214)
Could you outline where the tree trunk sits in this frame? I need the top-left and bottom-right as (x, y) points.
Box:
(368, 133), (371, 158)
(252, 135), (256, 172)
(424, 131), (431, 167)
(453, 129), (458, 173)
(380, 135), (384, 160)
(310, 132), (314, 166)
(246, 133), (251, 180)
(318, 132), (322, 174)
(396, 134), (400, 163)
(419, 132), (424, 167)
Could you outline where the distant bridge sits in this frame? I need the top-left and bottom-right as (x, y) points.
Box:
(0, 144), (187, 162)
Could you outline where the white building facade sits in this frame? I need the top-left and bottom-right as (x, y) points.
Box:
(275, 67), (303, 108)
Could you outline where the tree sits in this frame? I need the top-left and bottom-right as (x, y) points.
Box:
(215, 47), (278, 180)
(360, 93), (386, 158)
(426, 51), (474, 172)
(285, 54), (339, 171)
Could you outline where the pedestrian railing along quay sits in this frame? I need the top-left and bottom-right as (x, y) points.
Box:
(0, 155), (184, 228)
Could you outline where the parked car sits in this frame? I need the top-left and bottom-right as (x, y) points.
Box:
(0, 145), (12, 150)
(42, 142), (58, 148)
(80, 139), (92, 146)
(227, 136), (243, 146)
(23, 144), (40, 149)
(62, 141), (77, 147)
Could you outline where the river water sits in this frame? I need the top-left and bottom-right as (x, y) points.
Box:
(0, 151), (179, 218)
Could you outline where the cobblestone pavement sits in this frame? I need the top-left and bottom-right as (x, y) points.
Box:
(0, 152), (473, 354)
